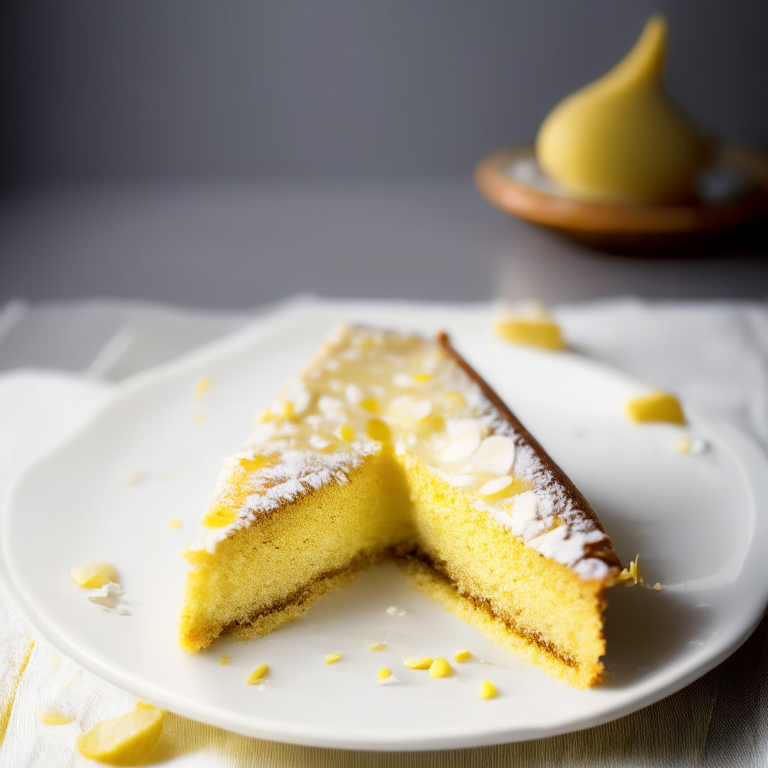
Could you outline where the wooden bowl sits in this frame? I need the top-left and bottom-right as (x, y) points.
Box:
(474, 145), (768, 251)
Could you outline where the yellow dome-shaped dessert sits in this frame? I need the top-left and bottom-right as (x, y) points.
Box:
(536, 15), (709, 205)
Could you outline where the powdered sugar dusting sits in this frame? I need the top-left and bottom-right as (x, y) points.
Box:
(201, 442), (377, 550)
(192, 324), (618, 580)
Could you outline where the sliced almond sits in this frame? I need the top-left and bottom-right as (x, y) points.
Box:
(478, 475), (513, 498)
(442, 419), (482, 463)
(508, 490), (538, 523)
(465, 435), (515, 476)
(442, 473), (477, 488)
(388, 396), (433, 426)
(345, 383), (364, 405)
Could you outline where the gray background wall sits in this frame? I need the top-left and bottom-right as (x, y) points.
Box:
(4, 0), (768, 187)
(2, 1), (767, 308)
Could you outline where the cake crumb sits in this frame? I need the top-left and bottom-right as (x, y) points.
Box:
(403, 656), (432, 670)
(617, 555), (641, 585)
(168, 518), (182, 530)
(494, 301), (565, 350)
(676, 437), (709, 455)
(246, 664), (269, 685)
(71, 562), (117, 589)
(429, 657), (453, 677)
(654, 583), (661, 591)
(124, 471), (142, 485)
(220, 655), (230, 665)
(626, 392), (685, 425)
(386, 606), (406, 617)
(454, 649), (471, 663)
(193, 412), (208, 424)
(377, 669), (398, 686)
(195, 377), (212, 399)
(325, 654), (342, 664)
(366, 643), (386, 651)
(479, 680), (498, 699)
(87, 581), (128, 613)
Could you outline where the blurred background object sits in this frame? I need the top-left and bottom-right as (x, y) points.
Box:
(476, 15), (768, 251)
(1, 0), (767, 306)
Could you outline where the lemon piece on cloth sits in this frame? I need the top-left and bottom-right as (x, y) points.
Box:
(76, 701), (164, 765)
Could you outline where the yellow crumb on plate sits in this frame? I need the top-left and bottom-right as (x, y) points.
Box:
(454, 649), (471, 663)
(377, 667), (392, 680)
(76, 701), (164, 765)
(617, 554), (641, 585)
(124, 471), (141, 485)
(428, 657), (453, 678)
(193, 412), (208, 424)
(325, 654), (342, 664)
(677, 437), (708, 455)
(194, 376), (212, 398)
(366, 643), (386, 652)
(494, 319), (565, 350)
(246, 664), (269, 684)
(625, 392), (686, 425)
(70, 562), (117, 589)
(403, 656), (433, 670)
(167, 518), (182, 530)
(39, 712), (74, 725)
(219, 655), (230, 665)
(479, 680), (498, 699)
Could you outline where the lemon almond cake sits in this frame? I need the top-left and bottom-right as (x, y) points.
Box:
(179, 325), (621, 688)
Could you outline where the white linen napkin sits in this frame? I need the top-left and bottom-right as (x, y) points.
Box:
(0, 297), (766, 767)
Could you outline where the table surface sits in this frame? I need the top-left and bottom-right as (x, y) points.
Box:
(1, 182), (767, 308)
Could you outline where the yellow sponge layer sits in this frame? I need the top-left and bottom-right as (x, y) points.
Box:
(400, 454), (606, 688)
(180, 447), (608, 687)
(179, 448), (414, 652)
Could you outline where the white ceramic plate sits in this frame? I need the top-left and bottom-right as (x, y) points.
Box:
(2, 300), (768, 751)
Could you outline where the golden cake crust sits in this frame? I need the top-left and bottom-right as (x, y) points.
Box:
(437, 331), (622, 577)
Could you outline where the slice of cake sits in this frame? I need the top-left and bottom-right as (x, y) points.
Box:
(179, 325), (621, 687)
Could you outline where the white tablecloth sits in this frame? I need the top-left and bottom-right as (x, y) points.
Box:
(1, 296), (766, 767)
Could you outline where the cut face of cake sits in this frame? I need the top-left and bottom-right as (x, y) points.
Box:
(179, 325), (621, 688)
